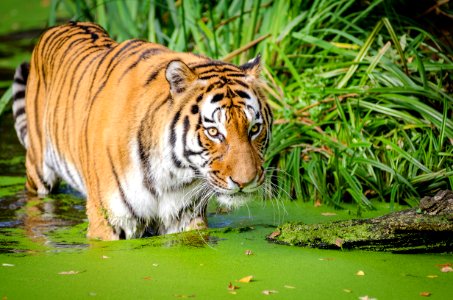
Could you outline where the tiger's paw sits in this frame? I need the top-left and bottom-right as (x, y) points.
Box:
(87, 222), (120, 241)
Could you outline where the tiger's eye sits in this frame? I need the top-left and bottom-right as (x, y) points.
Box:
(250, 124), (260, 134)
(208, 127), (218, 137)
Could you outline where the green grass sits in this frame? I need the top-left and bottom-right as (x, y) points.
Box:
(2, 0), (452, 209)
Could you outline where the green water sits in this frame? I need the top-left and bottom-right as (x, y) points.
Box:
(0, 202), (452, 300)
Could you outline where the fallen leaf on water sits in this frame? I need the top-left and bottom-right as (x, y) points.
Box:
(58, 270), (79, 275)
(268, 231), (280, 239)
(335, 238), (344, 247)
(359, 296), (377, 300)
(420, 292), (431, 297)
(426, 275), (438, 279)
(262, 290), (278, 295)
(436, 262), (451, 267)
(321, 212), (337, 216)
(319, 257), (335, 261)
(2, 263), (14, 267)
(238, 275), (253, 283)
(283, 285), (295, 289)
(174, 294), (195, 298)
(244, 250), (253, 256)
(441, 266), (453, 273)
(356, 270), (365, 276)
(228, 282), (239, 291)
(143, 276), (152, 280)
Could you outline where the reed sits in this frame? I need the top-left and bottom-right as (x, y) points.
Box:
(3, 0), (451, 209)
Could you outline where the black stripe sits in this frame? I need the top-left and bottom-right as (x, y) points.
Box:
(191, 60), (239, 70)
(14, 77), (25, 84)
(211, 107), (222, 120)
(210, 171), (225, 185)
(13, 90), (25, 101)
(211, 93), (224, 103)
(224, 73), (246, 78)
(169, 111), (181, 147)
(234, 79), (249, 88)
(191, 61), (226, 69)
(235, 90), (250, 99)
(182, 116), (202, 160)
(118, 48), (165, 83)
(198, 74), (218, 80)
(31, 73), (42, 138)
(206, 82), (217, 93)
(20, 62), (30, 79)
(13, 106), (25, 119)
(171, 152), (183, 168)
(107, 148), (138, 219)
(19, 125), (27, 143)
(137, 97), (164, 198)
(144, 69), (160, 86)
(203, 117), (215, 123)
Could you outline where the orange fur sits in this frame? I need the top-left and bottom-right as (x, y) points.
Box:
(16, 22), (272, 240)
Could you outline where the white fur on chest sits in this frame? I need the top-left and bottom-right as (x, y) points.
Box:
(107, 135), (203, 238)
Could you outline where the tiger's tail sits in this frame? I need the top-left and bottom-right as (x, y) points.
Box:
(12, 62), (30, 148)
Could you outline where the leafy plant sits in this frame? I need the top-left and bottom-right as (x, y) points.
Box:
(6, 0), (453, 209)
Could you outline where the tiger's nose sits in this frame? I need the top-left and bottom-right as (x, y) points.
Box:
(229, 168), (262, 190)
(230, 176), (255, 190)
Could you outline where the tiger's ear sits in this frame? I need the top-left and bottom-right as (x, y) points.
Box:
(240, 54), (262, 78)
(166, 60), (197, 94)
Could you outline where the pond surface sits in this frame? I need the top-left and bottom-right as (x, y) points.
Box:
(0, 113), (452, 300)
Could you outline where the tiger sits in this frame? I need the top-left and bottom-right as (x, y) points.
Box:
(12, 21), (273, 240)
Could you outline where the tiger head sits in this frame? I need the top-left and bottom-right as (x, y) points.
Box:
(165, 56), (272, 208)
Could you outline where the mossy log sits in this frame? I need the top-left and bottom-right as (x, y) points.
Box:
(267, 190), (453, 253)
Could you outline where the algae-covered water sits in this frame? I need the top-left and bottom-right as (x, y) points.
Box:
(0, 114), (452, 299)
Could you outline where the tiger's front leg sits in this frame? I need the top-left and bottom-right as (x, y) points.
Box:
(159, 201), (208, 234)
(86, 195), (120, 240)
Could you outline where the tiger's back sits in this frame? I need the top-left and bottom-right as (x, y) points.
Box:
(14, 22), (272, 240)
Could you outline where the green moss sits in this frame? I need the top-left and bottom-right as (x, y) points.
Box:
(276, 221), (376, 248)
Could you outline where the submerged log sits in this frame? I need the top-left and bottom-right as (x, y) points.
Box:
(267, 190), (453, 253)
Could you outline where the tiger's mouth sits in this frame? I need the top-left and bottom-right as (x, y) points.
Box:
(206, 170), (265, 195)
(206, 176), (263, 195)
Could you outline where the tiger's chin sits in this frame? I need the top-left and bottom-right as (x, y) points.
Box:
(215, 190), (257, 209)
